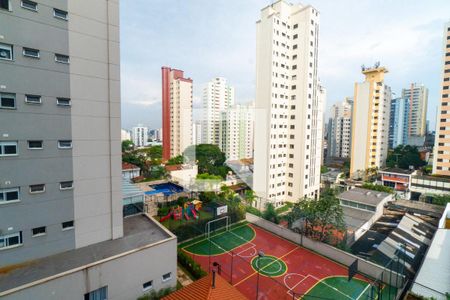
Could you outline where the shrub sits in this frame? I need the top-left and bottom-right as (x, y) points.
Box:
(177, 250), (207, 280)
(245, 206), (262, 216)
(137, 287), (176, 300)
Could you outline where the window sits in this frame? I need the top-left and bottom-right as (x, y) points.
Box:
(53, 8), (68, 20)
(58, 140), (72, 149)
(62, 220), (74, 230)
(0, 0), (10, 10)
(60, 181), (73, 190)
(29, 184), (45, 194)
(55, 53), (70, 64)
(293, 34), (298, 39)
(25, 94), (42, 104)
(0, 43), (13, 60)
(143, 280), (153, 292)
(22, 47), (39, 58)
(21, 0), (37, 11)
(32, 226), (46, 237)
(28, 140), (43, 149)
(84, 286), (108, 300)
(0, 232), (22, 250)
(0, 93), (16, 109)
(57, 98), (71, 106)
(0, 141), (18, 156)
(0, 188), (19, 204)
(293, 24), (298, 29)
(162, 272), (172, 282)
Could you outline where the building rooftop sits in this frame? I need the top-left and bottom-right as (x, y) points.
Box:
(122, 162), (140, 170)
(162, 273), (247, 300)
(0, 215), (173, 295)
(338, 187), (392, 206)
(165, 164), (184, 172)
(342, 206), (375, 230)
(380, 168), (415, 175)
(122, 178), (145, 198)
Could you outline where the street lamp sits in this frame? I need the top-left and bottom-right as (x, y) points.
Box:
(255, 250), (265, 300)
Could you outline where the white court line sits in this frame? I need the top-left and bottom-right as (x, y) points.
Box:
(229, 230), (256, 247)
(284, 273), (308, 296)
(355, 283), (372, 300)
(235, 245), (257, 258)
(208, 238), (233, 257)
(309, 275), (355, 300)
(255, 257), (283, 275)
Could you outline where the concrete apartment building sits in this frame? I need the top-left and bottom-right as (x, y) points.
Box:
(327, 97), (353, 159)
(121, 129), (131, 141)
(433, 21), (450, 176)
(388, 97), (410, 148)
(402, 83), (428, 144)
(193, 121), (202, 145)
(220, 104), (254, 160)
(0, 1), (177, 299)
(131, 125), (148, 147)
(253, 0), (324, 207)
(350, 65), (391, 178)
(202, 77), (235, 146)
(161, 67), (193, 161)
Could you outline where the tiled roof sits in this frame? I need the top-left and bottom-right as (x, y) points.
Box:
(165, 164), (183, 172)
(122, 162), (140, 170)
(162, 273), (247, 300)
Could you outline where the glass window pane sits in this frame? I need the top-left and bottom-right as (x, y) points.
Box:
(4, 145), (17, 154)
(6, 191), (19, 201)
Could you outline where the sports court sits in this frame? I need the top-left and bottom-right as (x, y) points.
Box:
(180, 221), (397, 300)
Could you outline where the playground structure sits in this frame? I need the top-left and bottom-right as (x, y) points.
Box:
(159, 200), (202, 222)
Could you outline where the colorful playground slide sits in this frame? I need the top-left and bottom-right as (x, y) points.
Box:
(190, 207), (198, 219)
(160, 211), (173, 222)
(184, 212), (190, 220)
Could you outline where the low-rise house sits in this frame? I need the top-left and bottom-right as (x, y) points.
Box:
(122, 162), (141, 180)
(379, 168), (416, 199)
(165, 164), (198, 187)
(337, 187), (394, 243)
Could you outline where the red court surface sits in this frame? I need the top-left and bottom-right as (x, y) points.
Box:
(182, 224), (375, 300)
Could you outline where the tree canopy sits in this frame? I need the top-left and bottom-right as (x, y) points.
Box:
(183, 144), (230, 178)
(361, 183), (394, 194)
(121, 140), (134, 152)
(386, 145), (426, 169)
(287, 189), (345, 243)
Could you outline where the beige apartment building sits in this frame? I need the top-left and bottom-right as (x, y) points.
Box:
(350, 66), (391, 178)
(433, 22), (450, 176)
(253, 0), (324, 207)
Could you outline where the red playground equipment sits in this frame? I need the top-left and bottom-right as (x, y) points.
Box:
(159, 200), (202, 223)
(159, 206), (182, 222)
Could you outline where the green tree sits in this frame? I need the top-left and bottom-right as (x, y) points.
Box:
(183, 144), (230, 178)
(287, 189), (345, 242)
(386, 145), (426, 169)
(429, 194), (450, 206)
(361, 183), (394, 194)
(262, 203), (280, 224)
(320, 166), (329, 174)
(167, 155), (184, 165)
(121, 140), (134, 152)
(244, 189), (257, 206)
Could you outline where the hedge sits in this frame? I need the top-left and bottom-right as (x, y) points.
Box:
(177, 250), (207, 280)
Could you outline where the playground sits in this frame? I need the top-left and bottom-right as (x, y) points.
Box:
(180, 222), (398, 300)
(159, 200), (204, 224)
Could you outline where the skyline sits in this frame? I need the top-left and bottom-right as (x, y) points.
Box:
(120, 0), (450, 130)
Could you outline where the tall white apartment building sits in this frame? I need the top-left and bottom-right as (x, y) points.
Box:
(402, 83), (428, 138)
(327, 97), (353, 158)
(350, 66), (391, 178)
(121, 129), (131, 141)
(131, 125), (148, 147)
(193, 121), (202, 145)
(161, 67), (193, 161)
(220, 104), (254, 160)
(202, 77), (235, 146)
(253, 0), (324, 207)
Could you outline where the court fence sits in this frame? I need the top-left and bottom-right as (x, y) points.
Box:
(182, 221), (401, 300)
(245, 213), (408, 297)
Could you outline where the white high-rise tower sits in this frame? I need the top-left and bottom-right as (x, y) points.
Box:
(253, 0), (323, 207)
(202, 77), (235, 146)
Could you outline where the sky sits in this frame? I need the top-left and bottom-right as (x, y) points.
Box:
(120, 0), (450, 131)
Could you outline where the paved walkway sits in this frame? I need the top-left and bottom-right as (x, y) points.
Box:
(177, 266), (193, 287)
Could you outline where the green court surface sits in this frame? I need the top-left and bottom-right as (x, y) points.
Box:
(251, 255), (287, 277)
(181, 223), (255, 256)
(303, 276), (397, 300)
